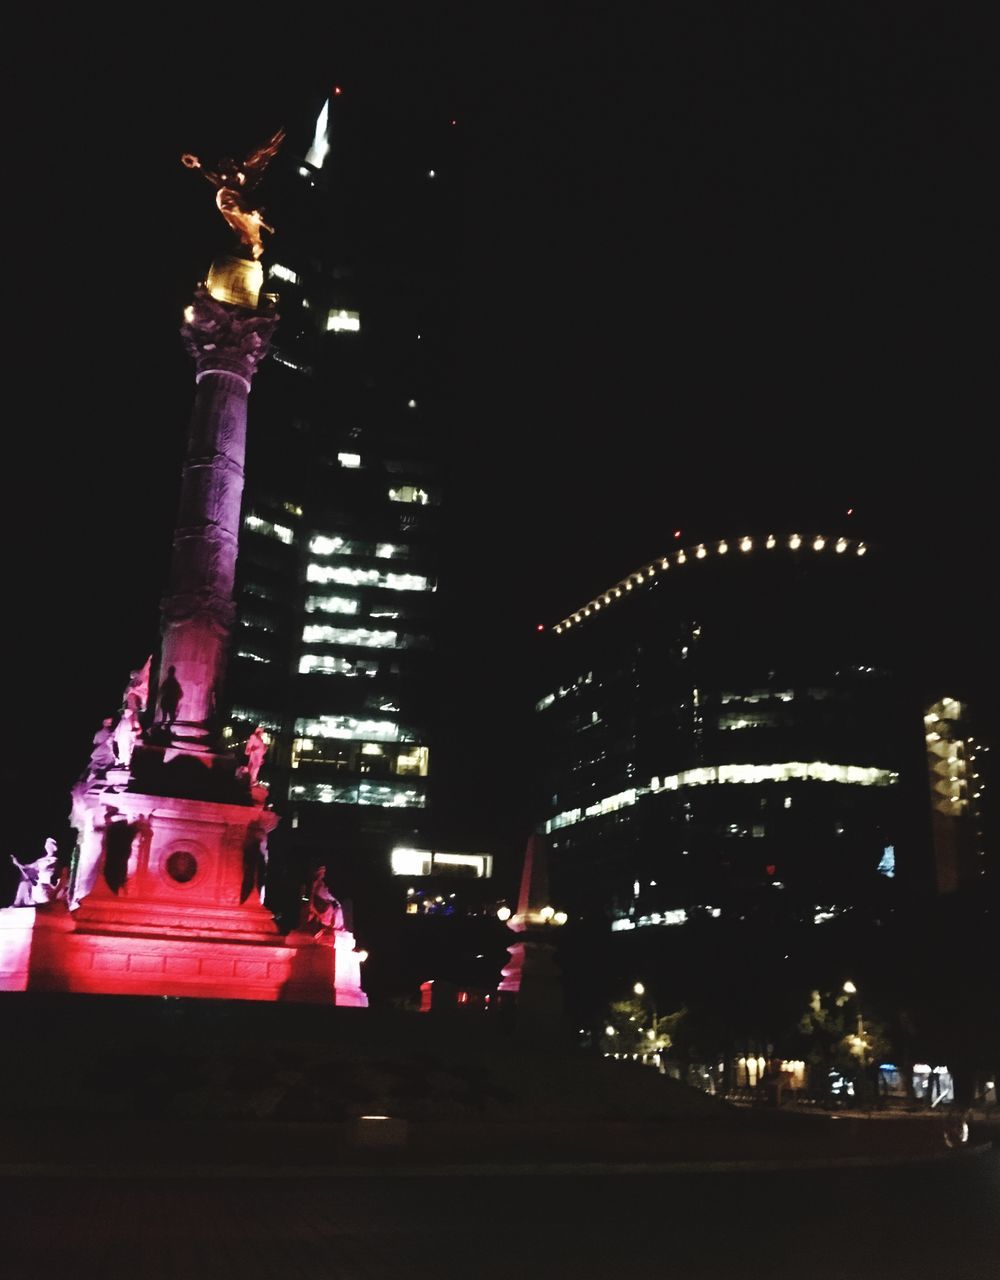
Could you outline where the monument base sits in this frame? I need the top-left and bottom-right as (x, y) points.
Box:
(1, 777), (367, 1006)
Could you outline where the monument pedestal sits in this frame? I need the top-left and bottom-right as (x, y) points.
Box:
(2, 771), (366, 1006)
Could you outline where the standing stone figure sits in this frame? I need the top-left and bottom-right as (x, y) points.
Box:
(123, 656), (152, 712)
(112, 707), (142, 769)
(157, 665), (183, 728)
(245, 725), (268, 785)
(87, 717), (117, 777)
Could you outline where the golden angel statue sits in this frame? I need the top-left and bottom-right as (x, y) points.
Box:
(181, 128), (285, 260)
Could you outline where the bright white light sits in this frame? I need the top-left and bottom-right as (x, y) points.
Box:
(295, 714), (407, 742)
(605, 1026), (616, 1037)
(497, 906), (512, 922)
(547, 763), (897, 833)
(307, 563), (432, 592)
(553, 911), (568, 925)
(327, 309), (361, 333)
(843, 980), (857, 994)
(388, 485), (429, 505)
(813, 536), (826, 551)
(633, 982), (645, 996)
(305, 98), (330, 168)
(718, 540), (728, 554)
(391, 847), (432, 876)
(337, 452), (362, 468)
(696, 545), (706, 559)
(740, 537), (752, 552)
(836, 538), (848, 553)
(789, 534), (802, 549)
(270, 263), (300, 284)
(766, 534), (776, 548)
(857, 543), (867, 556)
(302, 624), (398, 649)
(427, 169), (436, 178)
(244, 514), (294, 545)
(407, 399), (417, 408)
(305, 595), (358, 616)
(309, 535), (345, 555)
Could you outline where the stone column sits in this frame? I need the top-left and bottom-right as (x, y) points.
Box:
(159, 283), (276, 749)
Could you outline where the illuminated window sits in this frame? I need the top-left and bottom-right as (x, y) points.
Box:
(389, 485), (429, 505)
(293, 715), (409, 743)
(244, 514), (294, 545)
(395, 746), (429, 777)
(230, 707), (281, 731)
(298, 655), (378, 677)
(391, 848), (492, 877)
(546, 764), (898, 833)
(305, 595), (358, 616)
(309, 534), (347, 555)
(878, 846), (896, 877)
(326, 309), (361, 333)
(303, 624), (397, 648)
(269, 263), (300, 284)
(236, 648), (270, 664)
(306, 563), (433, 592)
(337, 452), (362, 468)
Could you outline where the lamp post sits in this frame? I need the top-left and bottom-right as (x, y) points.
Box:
(634, 981), (660, 1060)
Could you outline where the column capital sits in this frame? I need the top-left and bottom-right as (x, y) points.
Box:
(181, 286), (277, 384)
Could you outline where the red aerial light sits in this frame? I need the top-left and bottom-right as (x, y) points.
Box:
(451, 118), (457, 125)
(765, 864), (777, 877)
(846, 507), (854, 516)
(334, 86), (343, 96)
(673, 529), (682, 539)
(536, 624), (545, 633)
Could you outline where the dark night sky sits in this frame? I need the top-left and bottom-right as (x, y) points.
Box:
(6, 6), (995, 870)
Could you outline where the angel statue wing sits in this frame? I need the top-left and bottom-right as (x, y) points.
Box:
(241, 128), (286, 186)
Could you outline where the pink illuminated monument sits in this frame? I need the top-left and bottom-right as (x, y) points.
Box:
(497, 835), (567, 1038)
(0, 131), (367, 1006)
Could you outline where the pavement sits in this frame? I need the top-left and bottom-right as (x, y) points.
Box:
(1, 1148), (997, 1280)
(0, 1107), (993, 1179)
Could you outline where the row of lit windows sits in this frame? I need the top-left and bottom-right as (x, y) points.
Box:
(293, 715), (412, 743)
(554, 534), (868, 634)
(289, 780), (427, 808)
(544, 761), (899, 833)
(244, 513), (295, 545)
(291, 740), (429, 778)
(308, 535), (413, 561)
(306, 563), (433, 593)
(390, 848), (493, 878)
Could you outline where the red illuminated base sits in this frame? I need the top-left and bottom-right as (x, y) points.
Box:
(1, 781), (367, 1006)
(0, 905), (367, 1005)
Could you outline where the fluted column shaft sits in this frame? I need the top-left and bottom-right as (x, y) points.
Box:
(159, 286), (276, 748)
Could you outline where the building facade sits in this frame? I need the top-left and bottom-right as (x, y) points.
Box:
(536, 532), (923, 936)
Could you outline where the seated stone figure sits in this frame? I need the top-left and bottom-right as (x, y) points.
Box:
(306, 865), (344, 933)
(10, 838), (60, 907)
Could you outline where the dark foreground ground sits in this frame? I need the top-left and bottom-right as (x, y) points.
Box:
(2, 995), (996, 1277)
(1, 1149), (997, 1280)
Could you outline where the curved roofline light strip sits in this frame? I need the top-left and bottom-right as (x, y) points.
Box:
(551, 535), (865, 633)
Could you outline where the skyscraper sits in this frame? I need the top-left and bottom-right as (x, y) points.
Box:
(219, 90), (462, 955)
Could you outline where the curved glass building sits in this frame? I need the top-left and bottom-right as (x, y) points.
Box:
(537, 532), (917, 933)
